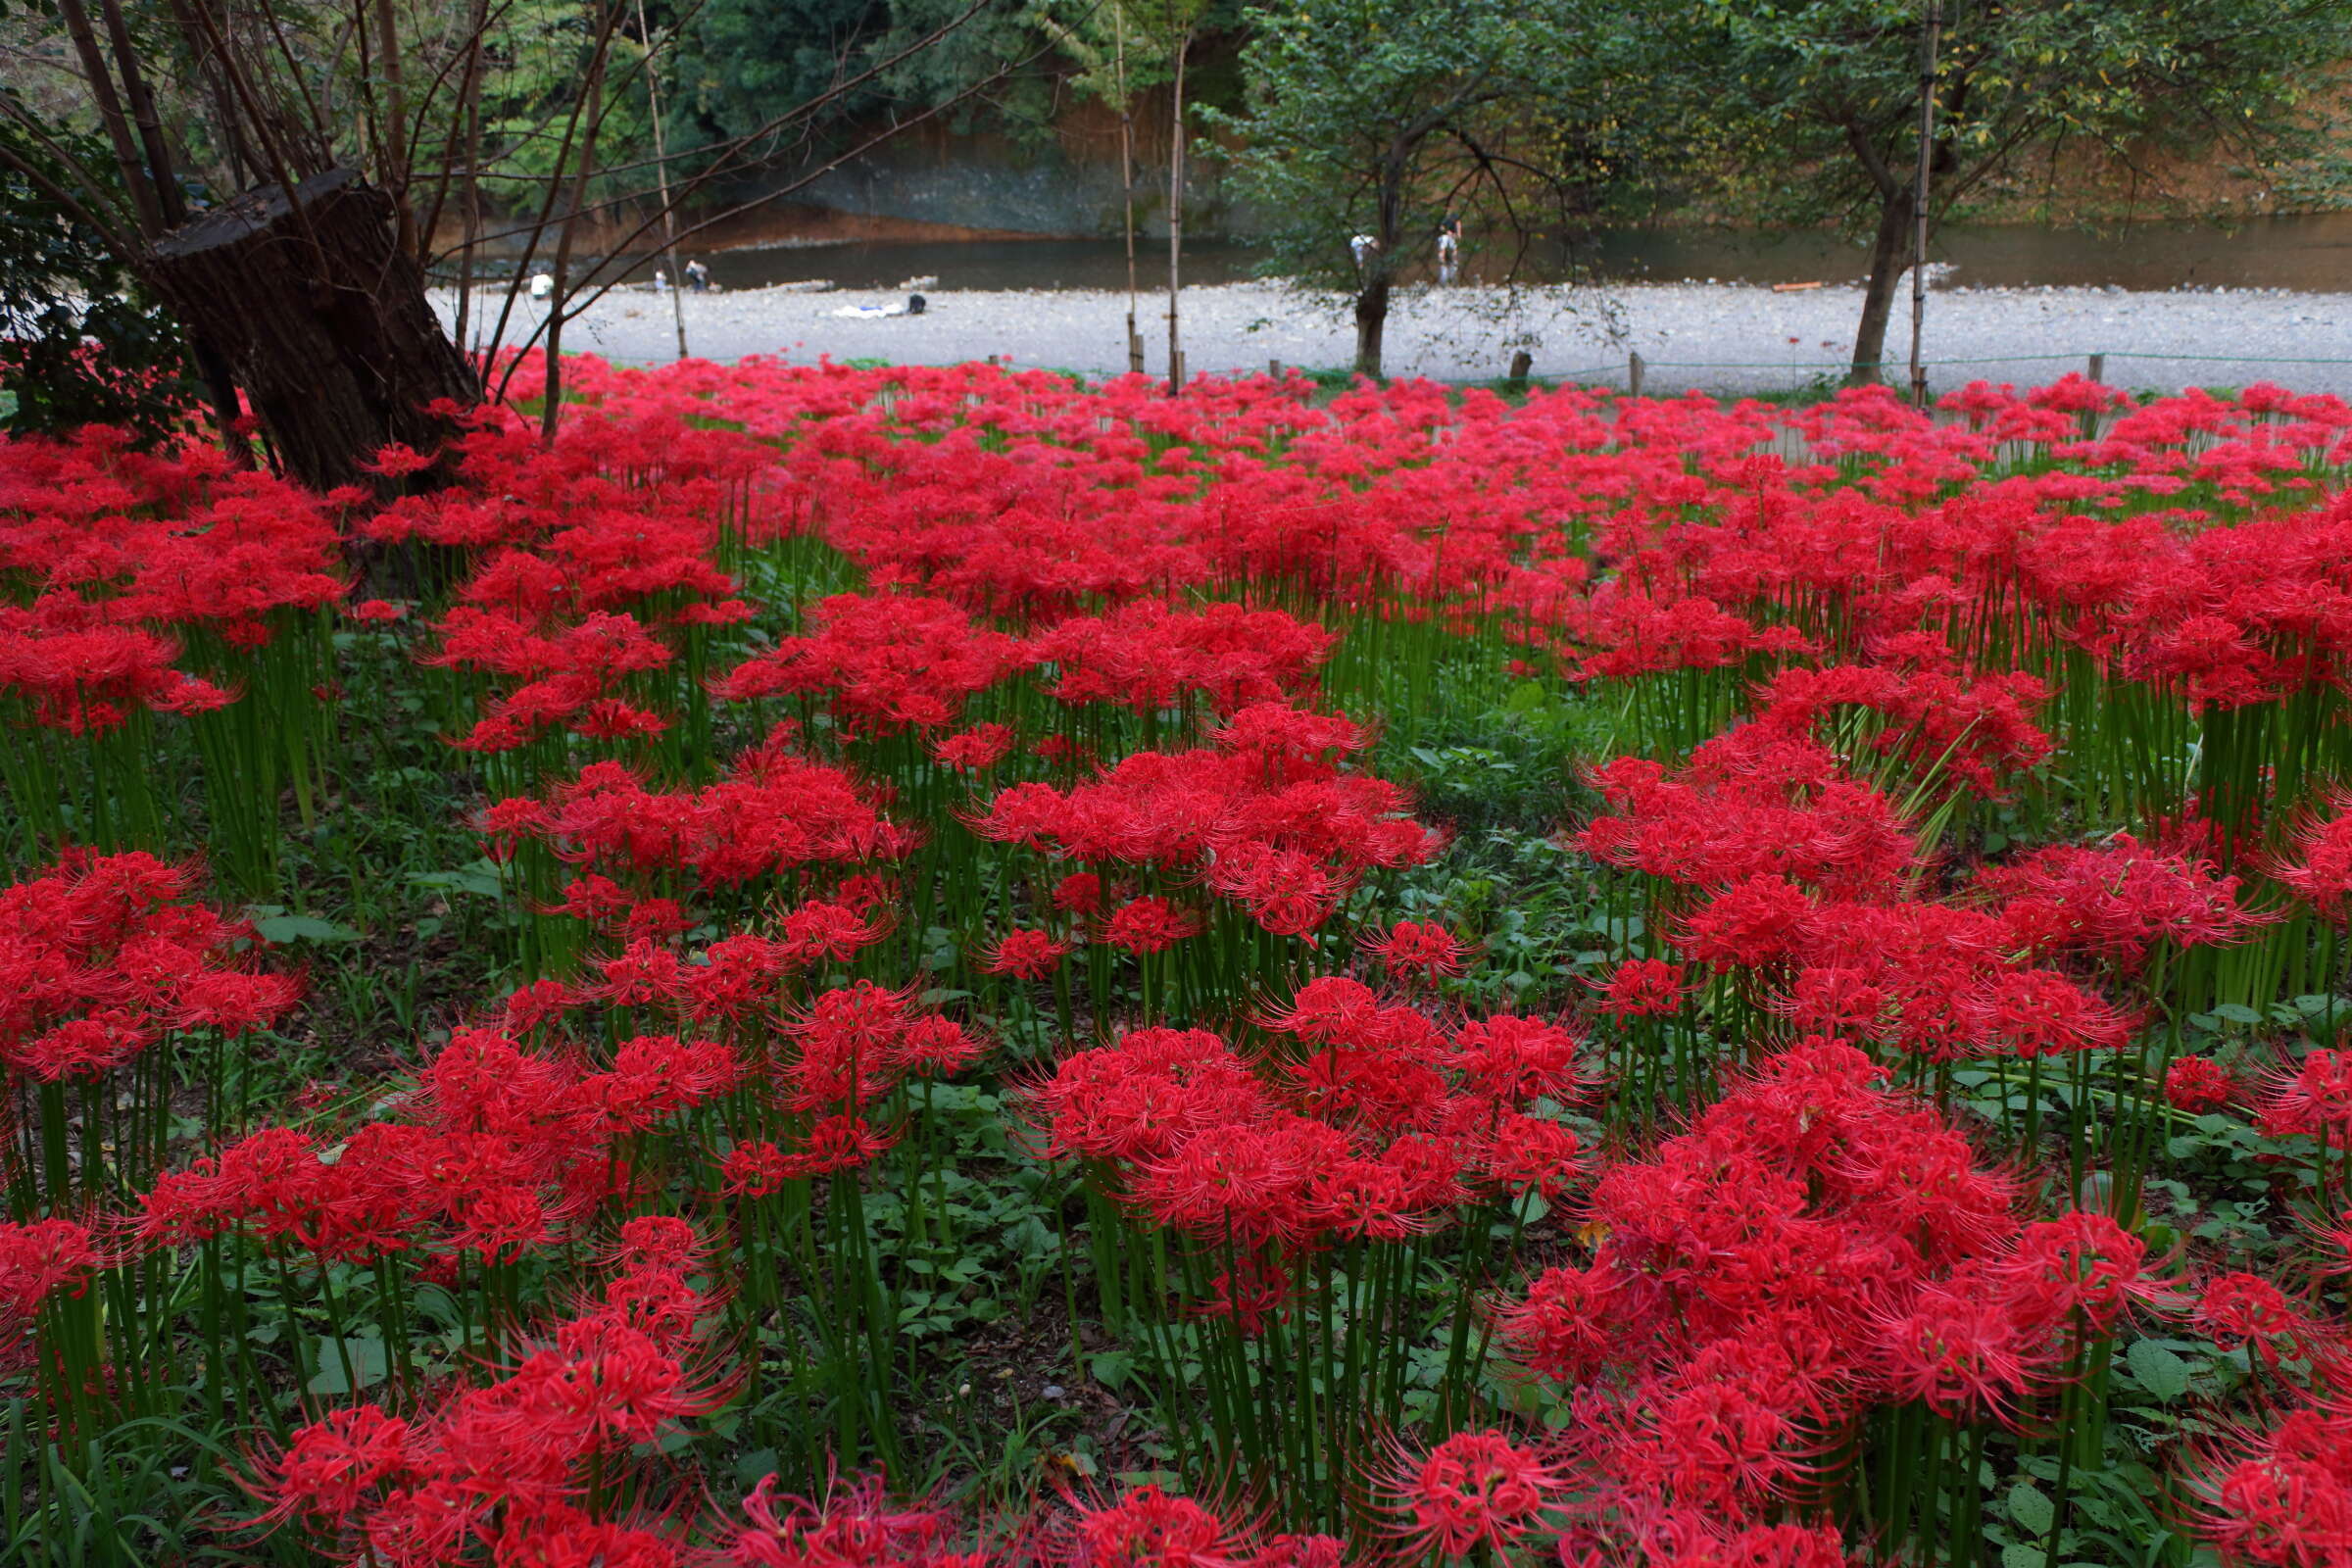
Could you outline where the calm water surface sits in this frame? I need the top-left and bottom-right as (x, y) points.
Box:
(658, 213), (2352, 294)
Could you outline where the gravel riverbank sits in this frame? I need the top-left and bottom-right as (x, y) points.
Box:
(437, 277), (2352, 395)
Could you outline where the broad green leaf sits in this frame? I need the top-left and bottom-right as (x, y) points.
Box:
(255, 912), (364, 945)
(1090, 1349), (1138, 1390)
(2129, 1339), (2192, 1400)
(307, 1335), (389, 1396)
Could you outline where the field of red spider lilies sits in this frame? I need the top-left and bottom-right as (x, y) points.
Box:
(3, 356), (2352, 1568)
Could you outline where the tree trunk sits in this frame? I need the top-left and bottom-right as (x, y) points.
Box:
(1165, 29), (1188, 393)
(90, 0), (249, 455)
(634, 0), (688, 363)
(1848, 188), (1914, 385)
(144, 168), (475, 491)
(542, 14), (609, 444)
(1353, 277), (1389, 378)
(451, 0), (489, 367)
(1115, 10), (1141, 374)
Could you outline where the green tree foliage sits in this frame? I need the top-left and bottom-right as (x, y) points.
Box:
(1653, 0), (2352, 380)
(0, 120), (192, 442)
(1212, 0), (1637, 377)
(662, 0), (889, 157)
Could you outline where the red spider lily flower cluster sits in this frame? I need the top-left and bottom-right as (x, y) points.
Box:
(710, 592), (1030, 736)
(2273, 793), (2352, 924)
(255, 1222), (726, 1565)
(0, 432), (345, 727)
(0, 1218), (101, 1312)
(1497, 1040), (2163, 1543)
(719, 1471), (1350, 1568)
(1359, 919), (1476, 982)
(1382, 1429), (1567, 1559)
(428, 608), (679, 752)
(2191, 1396), (2352, 1566)
(1030, 599), (1336, 715)
(18, 355), (2352, 1564)
(0, 598), (233, 732)
(1579, 728), (1922, 900)
(481, 724), (918, 891)
(973, 704), (1438, 938)
(137, 1025), (735, 1264)
(1975, 832), (2272, 969)
(2167, 1054), (2238, 1114)
(0, 847), (301, 1082)
(1028, 978), (1591, 1261)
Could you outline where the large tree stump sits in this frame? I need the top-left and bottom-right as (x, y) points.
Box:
(145, 168), (476, 492)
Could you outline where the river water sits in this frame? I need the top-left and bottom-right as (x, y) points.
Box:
(657, 213), (2351, 295)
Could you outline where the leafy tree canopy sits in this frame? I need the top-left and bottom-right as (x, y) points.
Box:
(0, 117), (193, 442)
(1646, 0), (2352, 373)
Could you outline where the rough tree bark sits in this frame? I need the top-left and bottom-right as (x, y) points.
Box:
(1165, 29), (1190, 392)
(1352, 151), (1407, 378)
(144, 168), (476, 491)
(1352, 274), (1391, 378)
(1848, 186), (1914, 386)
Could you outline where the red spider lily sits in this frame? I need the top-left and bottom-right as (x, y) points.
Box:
(1753, 664), (2052, 801)
(1978, 832), (2273, 968)
(2261, 1051), (2352, 1144)
(1381, 1429), (1565, 1559)
(710, 592), (1029, 737)
(1500, 1038), (2042, 1522)
(1481, 1114), (1588, 1204)
(970, 704), (1436, 941)
(2168, 1055), (2240, 1113)
(1989, 1211), (2173, 1337)
(2196, 1273), (2333, 1370)
(0, 847), (300, 1083)
(1061, 1483), (1241, 1568)
(0, 1218), (101, 1310)
(26, 359), (2352, 1564)
(1051, 871), (1106, 915)
(1592, 958), (1689, 1017)
(728, 1469), (984, 1567)
(0, 599), (233, 732)
(1580, 730), (1922, 900)
(981, 927), (1073, 980)
(931, 723), (1018, 773)
(1031, 598), (1336, 715)
(720, 1141), (792, 1200)
(2272, 793), (2352, 924)
(1102, 897), (1204, 955)
(1024, 1026), (1271, 1164)
(483, 727), (917, 890)
(2189, 1398), (2352, 1568)
(491, 1504), (683, 1568)
(1358, 919), (1474, 980)
(1447, 1012), (1594, 1109)
(1635, 1519), (1855, 1567)
(253, 1249), (729, 1555)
